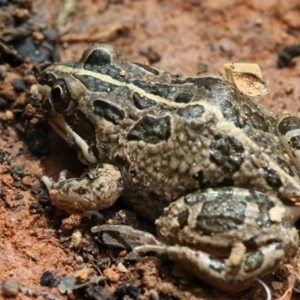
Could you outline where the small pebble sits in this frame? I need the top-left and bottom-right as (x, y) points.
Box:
(103, 267), (120, 283)
(117, 262), (129, 273)
(3, 279), (20, 296)
(69, 229), (82, 249)
(5, 110), (14, 120)
(1, 174), (14, 186)
(32, 31), (44, 41)
(75, 255), (84, 264)
(13, 8), (30, 20)
(115, 284), (139, 299)
(271, 281), (283, 290)
(74, 268), (90, 283)
(64, 256), (74, 265)
(15, 193), (24, 200)
(40, 271), (57, 287)
(12, 79), (27, 93)
(22, 176), (33, 186)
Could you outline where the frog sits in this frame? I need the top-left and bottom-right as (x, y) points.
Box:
(32, 42), (300, 292)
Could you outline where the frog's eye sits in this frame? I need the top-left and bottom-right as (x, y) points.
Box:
(50, 79), (70, 112)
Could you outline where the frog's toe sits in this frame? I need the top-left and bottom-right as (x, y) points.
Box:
(41, 175), (54, 191)
(58, 169), (71, 181)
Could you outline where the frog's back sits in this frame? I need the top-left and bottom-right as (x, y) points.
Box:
(40, 43), (300, 220)
(96, 64), (300, 220)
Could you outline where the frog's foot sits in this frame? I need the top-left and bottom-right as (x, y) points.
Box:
(133, 242), (281, 293)
(91, 224), (161, 249)
(42, 163), (123, 214)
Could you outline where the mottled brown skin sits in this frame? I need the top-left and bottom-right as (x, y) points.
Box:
(35, 43), (300, 292)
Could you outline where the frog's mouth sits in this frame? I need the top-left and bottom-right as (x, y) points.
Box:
(47, 106), (98, 165)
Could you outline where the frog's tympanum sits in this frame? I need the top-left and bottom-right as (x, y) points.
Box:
(34, 43), (300, 292)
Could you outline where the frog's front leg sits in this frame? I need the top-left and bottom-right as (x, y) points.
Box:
(42, 163), (123, 214)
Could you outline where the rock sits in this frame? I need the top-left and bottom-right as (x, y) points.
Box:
(103, 267), (120, 283)
(3, 279), (20, 296)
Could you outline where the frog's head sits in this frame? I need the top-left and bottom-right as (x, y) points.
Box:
(32, 43), (123, 164)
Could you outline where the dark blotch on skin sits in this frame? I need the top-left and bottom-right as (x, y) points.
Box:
(174, 93), (194, 103)
(177, 210), (189, 229)
(289, 135), (300, 150)
(184, 190), (207, 206)
(73, 187), (88, 195)
(176, 105), (205, 119)
(157, 103), (177, 112)
(94, 100), (125, 124)
(172, 76), (222, 91)
(278, 116), (300, 135)
(65, 110), (99, 158)
(209, 257), (227, 273)
(196, 195), (246, 233)
(210, 135), (245, 173)
(84, 49), (111, 65)
(220, 100), (245, 128)
(264, 167), (282, 189)
(242, 104), (268, 132)
(74, 74), (118, 92)
(64, 62), (82, 69)
(244, 250), (264, 273)
(251, 112), (268, 132)
(127, 115), (171, 144)
(83, 49), (126, 82)
(132, 92), (157, 110)
(132, 63), (159, 75)
(131, 80), (173, 98)
(245, 191), (275, 227)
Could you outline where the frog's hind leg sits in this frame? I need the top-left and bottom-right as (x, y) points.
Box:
(151, 187), (299, 292)
(134, 242), (282, 292)
(93, 222), (292, 292)
(91, 187), (299, 292)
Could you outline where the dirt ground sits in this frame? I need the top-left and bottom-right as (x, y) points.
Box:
(1, 0), (300, 299)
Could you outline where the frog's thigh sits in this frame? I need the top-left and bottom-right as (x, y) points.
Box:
(42, 163), (123, 213)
